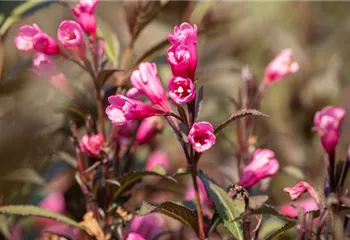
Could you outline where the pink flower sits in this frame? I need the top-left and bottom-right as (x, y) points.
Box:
(14, 24), (41, 51)
(126, 87), (144, 99)
(188, 121), (216, 152)
(168, 22), (198, 47)
(145, 151), (170, 171)
(314, 106), (346, 153)
(129, 214), (164, 239)
(279, 198), (319, 218)
(106, 95), (166, 126)
(58, 20), (86, 59)
(168, 76), (196, 104)
(238, 149), (279, 189)
(284, 181), (320, 205)
(79, 133), (104, 157)
(167, 44), (197, 80)
(32, 53), (73, 98)
(126, 233), (146, 240)
(32, 32), (59, 55)
(72, 0), (99, 36)
(264, 48), (299, 86)
(185, 177), (213, 206)
(136, 116), (164, 145)
(37, 191), (65, 226)
(130, 62), (170, 112)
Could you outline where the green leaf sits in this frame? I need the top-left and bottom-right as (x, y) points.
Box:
(97, 23), (120, 67)
(0, 205), (87, 232)
(249, 195), (269, 209)
(97, 69), (122, 88)
(207, 212), (221, 237)
(173, 167), (191, 177)
(198, 170), (244, 240)
(0, 215), (10, 239)
(112, 167), (177, 199)
(214, 109), (268, 135)
(241, 204), (295, 222)
(2, 168), (45, 185)
(139, 201), (199, 235)
(265, 221), (295, 240)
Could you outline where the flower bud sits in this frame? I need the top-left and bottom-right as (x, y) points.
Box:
(14, 24), (41, 52)
(279, 198), (318, 218)
(130, 62), (170, 112)
(188, 121), (216, 152)
(126, 233), (146, 240)
(58, 20), (86, 60)
(168, 22), (198, 47)
(32, 32), (60, 55)
(72, 0), (99, 36)
(314, 106), (346, 154)
(167, 44), (196, 80)
(238, 149), (279, 189)
(168, 76), (195, 104)
(284, 181), (320, 205)
(106, 95), (166, 126)
(264, 48), (299, 86)
(126, 87), (144, 99)
(37, 191), (65, 226)
(136, 116), (164, 145)
(185, 177), (213, 206)
(79, 133), (104, 157)
(145, 151), (170, 171)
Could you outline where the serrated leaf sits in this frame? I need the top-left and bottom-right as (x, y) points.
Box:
(97, 23), (120, 67)
(241, 204), (295, 222)
(0, 205), (87, 233)
(214, 109), (268, 135)
(112, 167), (176, 199)
(3, 168), (45, 185)
(198, 170), (244, 240)
(265, 221), (295, 240)
(97, 69), (122, 88)
(139, 201), (199, 235)
(194, 86), (204, 120)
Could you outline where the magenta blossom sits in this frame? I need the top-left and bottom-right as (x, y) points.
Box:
(284, 181), (320, 205)
(188, 121), (216, 152)
(32, 32), (59, 55)
(145, 151), (170, 171)
(314, 106), (346, 154)
(168, 22), (198, 47)
(126, 233), (146, 240)
(80, 133), (104, 157)
(185, 177), (213, 206)
(58, 20), (86, 59)
(167, 44), (196, 80)
(130, 62), (170, 112)
(14, 24), (41, 52)
(136, 116), (164, 145)
(129, 214), (164, 240)
(279, 198), (319, 218)
(126, 87), (144, 99)
(37, 191), (65, 226)
(106, 95), (166, 126)
(238, 149), (279, 189)
(264, 48), (299, 86)
(72, 0), (99, 36)
(168, 76), (196, 104)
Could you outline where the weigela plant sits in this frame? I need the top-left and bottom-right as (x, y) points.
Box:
(5, 1), (350, 240)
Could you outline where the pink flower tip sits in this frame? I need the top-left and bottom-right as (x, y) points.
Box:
(168, 76), (196, 104)
(188, 121), (216, 152)
(79, 133), (104, 157)
(283, 181), (320, 205)
(106, 95), (165, 126)
(264, 48), (299, 86)
(314, 106), (346, 153)
(14, 24), (41, 52)
(168, 22), (198, 46)
(129, 214), (164, 240)
(72, 0), (99, 36)
(126, 233), (146, 240)
(58, 20), (86, 59)
(238, 149), (279, 189)
(136, 116), (164, 145)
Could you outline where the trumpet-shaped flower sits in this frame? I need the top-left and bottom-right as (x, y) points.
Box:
(58, 20), (86, 59)
(188, 121), (216, 152)
(14, 24), (41, 52)
(168, 76), (196, 104)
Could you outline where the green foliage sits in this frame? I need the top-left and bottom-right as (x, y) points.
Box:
(2, 168), (45, 185)
(97, 24), (120, 67)
(0, 205), (88, 233)
(139, 201), (199, 235)
(198, 170), (244, 240)
(265, 221), (296, 240)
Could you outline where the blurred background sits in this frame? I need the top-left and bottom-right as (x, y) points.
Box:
(1, 1), (350, 239)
